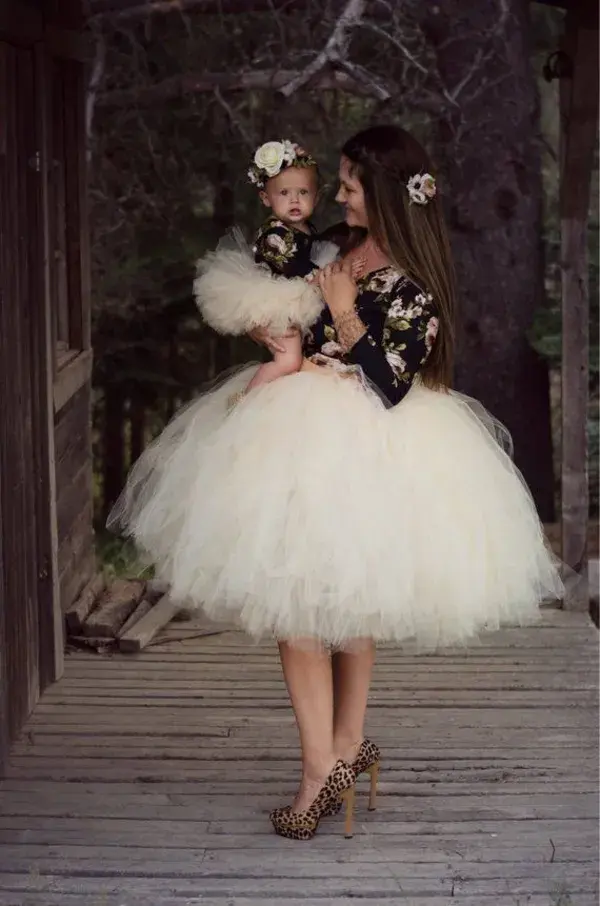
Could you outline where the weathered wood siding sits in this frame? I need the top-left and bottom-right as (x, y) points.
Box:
(55, 387), (95, 613)
(0, 0), (92, 773)
(0, 37), (43, 769)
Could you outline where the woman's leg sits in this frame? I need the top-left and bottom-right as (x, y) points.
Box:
(278, 640), (336, 811)
(332, 641), (376, 763)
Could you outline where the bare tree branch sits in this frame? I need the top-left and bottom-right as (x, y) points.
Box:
(336, 59), (391, 101)
(99, 67), (391, 107)
(86, 30), (107, 154)
(214, 86), (255, 148)
(278, 0), (390, 100)
(446, 0), (510, 102)
(359, 18), (429, 77)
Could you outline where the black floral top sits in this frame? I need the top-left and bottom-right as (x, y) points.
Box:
(304, 267), (439, 406)
(253, 215), (317, 278)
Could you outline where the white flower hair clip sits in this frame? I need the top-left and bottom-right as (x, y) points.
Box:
(406, 172), (437, 206)
(248, 140), (317, 188)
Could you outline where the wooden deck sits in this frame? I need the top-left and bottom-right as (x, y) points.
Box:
(0, 608), (597, 906)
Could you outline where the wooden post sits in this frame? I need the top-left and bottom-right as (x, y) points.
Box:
(34, 42), (64, 688)
(559, 0), (598, 609)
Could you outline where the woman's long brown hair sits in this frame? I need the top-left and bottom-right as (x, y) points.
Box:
(342, 125), (456, 389)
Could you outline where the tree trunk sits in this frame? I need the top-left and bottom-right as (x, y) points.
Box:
(102, 385), (125, 522)
(424, 0), (555, 520)
(129, 391), (146, 466)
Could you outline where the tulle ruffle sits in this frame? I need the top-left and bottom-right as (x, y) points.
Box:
(108, 366), (564, 650)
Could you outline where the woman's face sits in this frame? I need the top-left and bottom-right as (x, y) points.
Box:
(336, 156), (368, 229)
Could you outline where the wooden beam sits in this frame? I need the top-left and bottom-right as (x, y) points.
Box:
(559, 0), (598, 609)
(88, 0), (321, 20)
(0, 0), (42, 44)
(53, 349), (93, 413)
(35, 44), (65, 686)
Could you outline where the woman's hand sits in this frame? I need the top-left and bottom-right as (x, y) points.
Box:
(317, 257), (358, 319)
(300, 358), (324, 374)
(248, 325), (298, 355)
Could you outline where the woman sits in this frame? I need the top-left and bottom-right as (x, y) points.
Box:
(109, 125), (563, 841)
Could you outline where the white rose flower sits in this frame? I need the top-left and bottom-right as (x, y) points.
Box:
(388, 299), (405, 320)
(321, 341), (344, 357)
(385, 350), (407, 373)
(403, 303), (424, 319)
(282, 140), (297, 164)
(266, 234), (287, 254)
(255, 141), (286, 177)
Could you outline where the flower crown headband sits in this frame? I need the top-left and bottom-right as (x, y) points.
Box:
(248, 140), (317, 189)
(347, 146), (437, 206)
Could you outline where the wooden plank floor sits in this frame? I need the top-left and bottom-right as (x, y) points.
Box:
(0, 609), (597, 906)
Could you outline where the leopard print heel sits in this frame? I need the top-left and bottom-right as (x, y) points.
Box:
(322, 739), (381, 817)
(270, 760), (356, 840)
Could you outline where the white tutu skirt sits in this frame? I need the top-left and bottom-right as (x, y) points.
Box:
(193, 230), (336, 336)
(108, 366), (564, 649)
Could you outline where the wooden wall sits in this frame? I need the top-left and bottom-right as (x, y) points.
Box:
(0, 34), (44, 769)
(0, 0), (93, 773)
(56, 387), (95, 613)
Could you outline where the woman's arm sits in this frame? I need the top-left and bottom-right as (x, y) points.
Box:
(319, 263), (438, 405)
(344, 317), (433, 404)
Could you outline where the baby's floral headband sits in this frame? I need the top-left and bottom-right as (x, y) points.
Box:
(406, 172), (437, 206)
(248, 140), (317, 189)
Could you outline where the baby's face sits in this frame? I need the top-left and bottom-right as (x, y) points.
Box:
(260, 167), (318, 226)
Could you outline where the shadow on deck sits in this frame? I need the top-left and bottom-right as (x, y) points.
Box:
(0, 609), (598, 906)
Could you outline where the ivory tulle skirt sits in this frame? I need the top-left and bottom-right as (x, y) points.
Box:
(108, 365), (564, 649)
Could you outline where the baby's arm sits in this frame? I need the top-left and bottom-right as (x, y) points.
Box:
(254, 221), (314, 278)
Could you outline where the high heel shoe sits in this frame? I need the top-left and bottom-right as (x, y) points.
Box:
(322, 738), (381, 817)
(270, 760), (356, 840)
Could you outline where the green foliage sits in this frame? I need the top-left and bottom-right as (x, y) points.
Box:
(95, 531), (155, 581)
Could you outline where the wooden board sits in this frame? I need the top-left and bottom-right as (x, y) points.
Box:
(118, 594), (181, 652)
(64, 572), (105, 634)
(0, 610), (597, 903)
(82, 579), (145, 638)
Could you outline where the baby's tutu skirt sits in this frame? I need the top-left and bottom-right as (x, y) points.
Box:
(108, 367), (564, 649)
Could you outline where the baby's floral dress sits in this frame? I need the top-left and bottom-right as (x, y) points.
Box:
(253, 216), (317, 278)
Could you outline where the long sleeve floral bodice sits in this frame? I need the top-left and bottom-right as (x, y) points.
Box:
(304, 267), (439, 406)
(253, 216), (317, 278)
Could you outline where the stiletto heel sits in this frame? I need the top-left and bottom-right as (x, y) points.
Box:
(342, 785), (355, 838)
(322, 738), (381, 818)
(367, 761), (379, 811)
(269, 760), (355, 840)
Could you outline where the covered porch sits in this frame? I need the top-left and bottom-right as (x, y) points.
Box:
(0, 608), (597, 905)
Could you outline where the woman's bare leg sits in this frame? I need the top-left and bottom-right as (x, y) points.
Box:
(278, 640), (336, 811)
(332, 641), (376, 763)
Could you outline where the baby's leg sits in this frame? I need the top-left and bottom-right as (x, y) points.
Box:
(246, 333), (303, 391)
